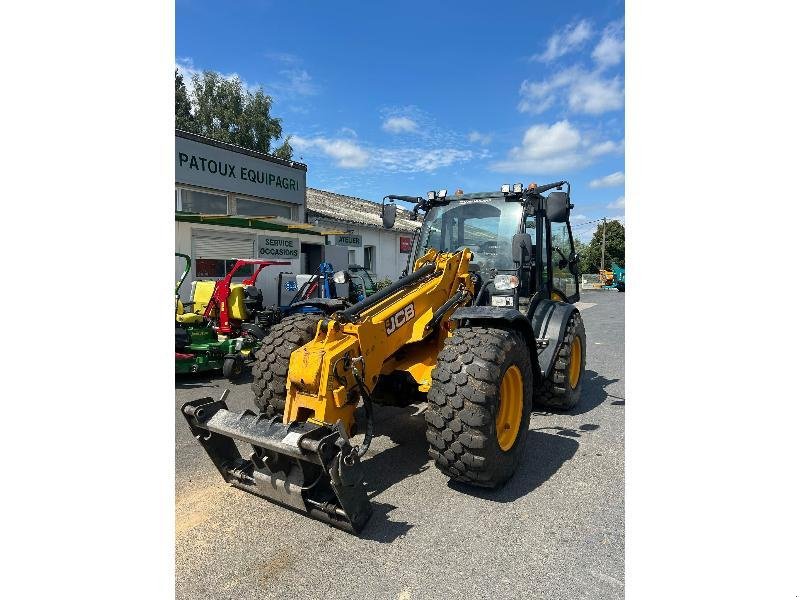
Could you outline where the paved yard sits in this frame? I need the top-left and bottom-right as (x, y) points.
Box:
(175, 289), (624, 600)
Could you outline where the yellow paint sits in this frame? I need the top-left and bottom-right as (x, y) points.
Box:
(282, 249), (475, 430)
(496, 365), (523, 451)
(569, 336), (582, 389)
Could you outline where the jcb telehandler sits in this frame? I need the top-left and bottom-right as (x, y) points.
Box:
(183, 181), (586, 533)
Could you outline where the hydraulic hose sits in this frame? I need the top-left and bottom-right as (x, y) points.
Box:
(338, 262), (436, 321)
(352, 372), (374, 458)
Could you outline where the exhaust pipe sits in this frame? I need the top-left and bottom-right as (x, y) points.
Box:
(182, 395), (372, 533)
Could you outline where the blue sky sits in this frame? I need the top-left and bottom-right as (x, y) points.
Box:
(177, 0), (624, 240)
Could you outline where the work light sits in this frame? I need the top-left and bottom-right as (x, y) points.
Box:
(427, 191), (436, 200)
(501, 183), (511, 193)
(437, 189), (447, 198)
(494, 274), (520, 290)
(513, 183), (524, 193)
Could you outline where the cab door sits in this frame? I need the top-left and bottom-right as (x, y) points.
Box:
(548, 221), (580, 303)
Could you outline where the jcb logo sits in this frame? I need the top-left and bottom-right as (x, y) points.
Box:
(385, 303), (415, 336)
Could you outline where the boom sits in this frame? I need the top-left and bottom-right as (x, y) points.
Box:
(284, 248), (474, 434)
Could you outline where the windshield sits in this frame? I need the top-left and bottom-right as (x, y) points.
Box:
(417, 197), (523, 272)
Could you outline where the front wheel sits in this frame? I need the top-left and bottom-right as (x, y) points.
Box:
(426, 327), (532, 488)
(222, 354), (245, 381)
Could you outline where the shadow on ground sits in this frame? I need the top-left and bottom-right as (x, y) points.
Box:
(175, 367), (255, 389)
(531, 369), (621, 417)
(447, 429), (580, 503)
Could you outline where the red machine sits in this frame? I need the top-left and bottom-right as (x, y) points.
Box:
(202, 259), (290, 335)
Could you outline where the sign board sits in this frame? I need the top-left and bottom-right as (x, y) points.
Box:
(257, 235), (300, 259)
(400, 236), (413, 253)
(335, 234), (362, 247)
(176, 136), (305, 204)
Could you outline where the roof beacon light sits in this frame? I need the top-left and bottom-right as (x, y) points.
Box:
(513, 183), (524, 193)
(427, 191), (436, 201)
(437, 189), (448, 198)
(501, 183), (511, 193)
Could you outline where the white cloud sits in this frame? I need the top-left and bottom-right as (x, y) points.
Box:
(293, 136), (370, 168)
(589, 171), (625, 188)
(572, 214), (588, 221)
(339, 127), (358, 137)
(588, 140), (624, 156)
(492, 120), (621, 174)
(274, 69), (318, 97)
(606, 196), (625, 209)
(468, 131), (492, 145)
(374, 148), (475, 172)
(534, 20), (594, 62)
(293, 131), (476, 173)
(592, 22), (624, 68)
(519, 66), (623, 115)
(382, 116), (419, 134)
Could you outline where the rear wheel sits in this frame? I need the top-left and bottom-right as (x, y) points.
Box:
(534, 311), (586, 410)
(426, 327), (532, 488)
(251, 313), (323, 416)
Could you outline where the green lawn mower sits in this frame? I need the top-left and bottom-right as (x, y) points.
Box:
(175, 253), (289, 380)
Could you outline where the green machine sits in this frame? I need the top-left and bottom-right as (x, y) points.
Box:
(175, 253), (249, 380)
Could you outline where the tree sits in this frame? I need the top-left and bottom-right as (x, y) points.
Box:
(174, 69), (293, 159)
(583, 220), (625, 272)
(175, 69), (194, 132)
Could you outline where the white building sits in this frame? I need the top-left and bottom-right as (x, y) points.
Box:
(305, 187), (420, 282)
(174, 131), (420, 303)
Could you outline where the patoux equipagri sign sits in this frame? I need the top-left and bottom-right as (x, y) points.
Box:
(176, 135), (306, 205)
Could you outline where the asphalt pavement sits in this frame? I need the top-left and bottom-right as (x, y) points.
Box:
(175, 289), (624, 600)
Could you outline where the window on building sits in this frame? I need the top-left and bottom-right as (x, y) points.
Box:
(179, 189), (228, 214)
(195, 259), (254, 278)
(348, 250), (356, 265)
(363, 246), (375, 271)
(236, 198), (293, 219)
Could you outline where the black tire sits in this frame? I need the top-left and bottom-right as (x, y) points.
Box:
(426, 327), (533, 488)
(251, 313), (323, 415)
(534, 311), (586, 410)
(222, 353), (245, 381)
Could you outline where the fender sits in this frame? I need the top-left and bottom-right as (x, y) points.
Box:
(450, 306), (541, 384)
(530, 299), (578, 379)
(289, 297), (349, 314)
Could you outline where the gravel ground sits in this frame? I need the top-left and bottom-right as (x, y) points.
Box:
(175, 289), (624, 600)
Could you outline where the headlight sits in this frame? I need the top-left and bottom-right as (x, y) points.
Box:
(494, 275), (520, 290)
(333, 270), (348, 284)
(234, 339), (243, 351)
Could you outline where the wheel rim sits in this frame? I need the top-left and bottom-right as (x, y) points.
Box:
(496, 365), (523, 452)
(568, 336), (582, 389)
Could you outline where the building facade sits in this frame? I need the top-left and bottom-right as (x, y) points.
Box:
(305, 187), (420, 281)
(175, 131), (420, 303)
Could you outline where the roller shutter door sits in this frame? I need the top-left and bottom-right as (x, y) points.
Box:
(191, 233), (255, 260)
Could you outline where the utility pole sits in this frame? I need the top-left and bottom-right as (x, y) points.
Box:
(600, 217), (607, 271)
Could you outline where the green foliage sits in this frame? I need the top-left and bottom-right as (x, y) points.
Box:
(174, 69), (292, 159)
(175, 69), (193, 132)
(573, 239), (591, 274)
(375, 277), (393, 290)
(583, 220), (625, 272)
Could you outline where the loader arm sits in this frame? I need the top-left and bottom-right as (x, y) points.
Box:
(284, 248), (475, 434)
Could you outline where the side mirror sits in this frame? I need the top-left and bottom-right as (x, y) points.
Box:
(382, 200), (397, 229)
(546, 191), (572, 223)
(512, 232), (533, 264)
